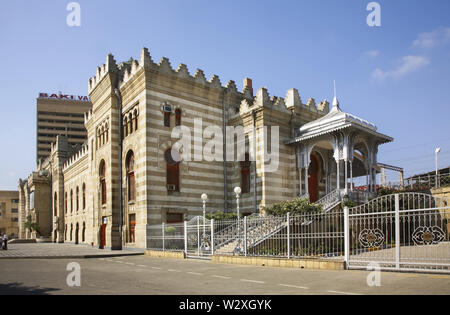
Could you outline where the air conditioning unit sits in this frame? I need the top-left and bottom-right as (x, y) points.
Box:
(167, 184), (177, 191)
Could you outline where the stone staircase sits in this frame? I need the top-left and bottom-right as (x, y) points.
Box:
(214, 216), (287, 255)
(213, 190), (354, 255)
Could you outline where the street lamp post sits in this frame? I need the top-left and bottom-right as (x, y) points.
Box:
(201, 193), (208, 238)
(234, 187), (241, 253)
(435, 148), (441, 188)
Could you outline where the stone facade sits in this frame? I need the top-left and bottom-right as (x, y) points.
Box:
(18, 48), (392, 250)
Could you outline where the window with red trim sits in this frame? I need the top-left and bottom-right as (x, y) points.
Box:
(165, 148), (180, 191)
(126, 151), (135, 202)
(100, 161), (107, 205)
(175, 109), (181, 126)
(240, 153), (251, 194)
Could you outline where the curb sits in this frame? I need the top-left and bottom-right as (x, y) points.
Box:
(0, 252), (145, 260)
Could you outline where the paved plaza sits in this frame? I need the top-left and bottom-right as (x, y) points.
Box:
(0, 246), (449, 295)
(0, 243), (144, 259)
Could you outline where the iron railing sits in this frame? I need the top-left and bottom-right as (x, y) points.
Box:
(146, 193), (450, 273)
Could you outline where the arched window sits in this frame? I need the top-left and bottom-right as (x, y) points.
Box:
(165, 148), (180, 192)
(65, 192), (68, 213)
(129, 113), (133, 134)
(240, 153), (251, 194)
(175, 109), (181, 126)
(134, 109), (138, 131)
(82, 222), (86, 242)
(126, 151), (136, 201)
(100, 160), (107, 205)
(70, 224), (73, 242)
(76, 186), (79, 211)
(164, 111), (170, 127)
(54, 192), (57, 217)
(82, 183), (86, 210)
(70, 189), (73, 213)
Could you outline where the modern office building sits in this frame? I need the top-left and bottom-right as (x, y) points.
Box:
(36, 93), (92, 162)
(0, 190), (20, 238)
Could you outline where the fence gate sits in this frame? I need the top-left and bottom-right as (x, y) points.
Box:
(346, 193), (450, 273)
(185, 216), (213, 259)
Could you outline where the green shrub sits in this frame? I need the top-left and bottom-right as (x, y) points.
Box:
(206, 211), (238, 220)
(263, 197), (322, 216)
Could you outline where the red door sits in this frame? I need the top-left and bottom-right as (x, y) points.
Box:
(308, 155), (319, 203)
(99, 223), (106, 249)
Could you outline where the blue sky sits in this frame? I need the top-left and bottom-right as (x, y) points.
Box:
(1, 0), (449, 189)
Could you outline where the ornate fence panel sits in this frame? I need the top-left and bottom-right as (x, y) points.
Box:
(185, 216), (213, 259)
(347, 193), (450, 273)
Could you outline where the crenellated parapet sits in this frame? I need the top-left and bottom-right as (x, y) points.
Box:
(63, 143), (89, 172)
(118, 48), (234, 92)
(239, 86), (330, 116)
(84, 108), (93, 125)
(88, 54), (118, 93)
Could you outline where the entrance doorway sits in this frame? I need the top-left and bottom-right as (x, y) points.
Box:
(308, 154), (319, 202)
(99, 217), (107, 249)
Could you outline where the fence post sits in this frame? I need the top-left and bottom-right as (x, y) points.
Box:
(211, 219), (214, 256)
(395, 194), (400, 270)
(287, 212), (290, 259)
(197, 216), (200, 256)
(184, 220), (187, 256)
(344, 206), (349, 269)
(162, 222), (165, 251)
(244, 216), (247, 257)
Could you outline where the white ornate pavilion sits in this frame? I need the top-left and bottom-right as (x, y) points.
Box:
(287, 89), (393, 208)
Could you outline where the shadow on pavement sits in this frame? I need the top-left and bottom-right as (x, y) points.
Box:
(0, 282), (60, 295)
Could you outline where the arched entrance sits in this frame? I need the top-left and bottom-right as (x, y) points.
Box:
(308, 154), (319, 202)
(99, 217), (106, 249)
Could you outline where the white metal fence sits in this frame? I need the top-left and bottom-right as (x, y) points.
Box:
(346, 193), (450, 273)
(148, 211), (345, 260)
(147, 193), (449, 273)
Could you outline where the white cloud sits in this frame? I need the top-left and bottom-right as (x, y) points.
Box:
(364, 50), (380, 58)
(372, 55), (430, 80)
(412, 27), (450, 49)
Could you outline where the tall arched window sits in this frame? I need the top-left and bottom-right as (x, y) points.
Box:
(70, 189), (73, 213)
(54, 192), (58, 217)
(134, 109), (138, 131)
(65, 192), (68, 213)
(100, 160), (107, 205)
(240, 153), (251, 194)
(165, 148), (180, 192)
(129, 113), (133, 135)
(76, 186), (79, 211)
(82, 183), (86, 210)
(175, 109), (181, 126)
(126, 151), (136, 202)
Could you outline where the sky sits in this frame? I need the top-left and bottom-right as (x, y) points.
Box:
(0, 0), (449, 189)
